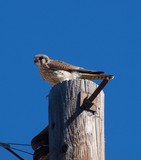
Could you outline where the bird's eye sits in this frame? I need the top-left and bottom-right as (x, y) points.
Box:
(39, 56), (44, 60)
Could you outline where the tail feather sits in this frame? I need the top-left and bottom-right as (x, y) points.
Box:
(80, 73), (114, 80)
(77, 69), (104, 74)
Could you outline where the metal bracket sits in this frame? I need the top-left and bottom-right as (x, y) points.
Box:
(81, 79), (109, 113)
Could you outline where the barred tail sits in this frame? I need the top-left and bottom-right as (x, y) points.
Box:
(80, 73), (114, 80)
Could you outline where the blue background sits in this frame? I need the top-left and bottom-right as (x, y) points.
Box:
(0, 0), (141, 159)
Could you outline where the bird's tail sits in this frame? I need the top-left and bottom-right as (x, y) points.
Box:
(80, 73), (114, 80)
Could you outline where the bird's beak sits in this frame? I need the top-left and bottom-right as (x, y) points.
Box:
(34, 58), (38, 63)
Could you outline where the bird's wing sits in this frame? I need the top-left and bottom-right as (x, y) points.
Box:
(46, 60), (104, 74)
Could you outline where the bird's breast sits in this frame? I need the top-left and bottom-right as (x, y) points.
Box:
(39, 67), (80, 85)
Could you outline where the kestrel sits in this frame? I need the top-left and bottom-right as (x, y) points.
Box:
(34, 54), (114, 85)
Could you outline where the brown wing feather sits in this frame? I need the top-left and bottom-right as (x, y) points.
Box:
(48, 60), (104, 74)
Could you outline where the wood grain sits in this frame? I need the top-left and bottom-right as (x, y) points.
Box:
(48, 79), (104, 160)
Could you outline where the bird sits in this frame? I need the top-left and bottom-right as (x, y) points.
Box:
(34, 54), (114, 85)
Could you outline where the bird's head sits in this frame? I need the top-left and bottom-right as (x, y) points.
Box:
(34, 54), (50, 66)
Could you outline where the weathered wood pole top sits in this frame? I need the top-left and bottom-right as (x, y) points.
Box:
(49, 79), (105, 160)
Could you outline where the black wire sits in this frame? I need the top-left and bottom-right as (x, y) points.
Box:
(9, 147), (33, 155)
(7, 143), (31, 146)
(4, 148), (24, 160)
(0, 142), (31, 146)
(0, 142), (33, 156)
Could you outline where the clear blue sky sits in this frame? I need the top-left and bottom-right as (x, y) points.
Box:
(0, 0), (141, 159)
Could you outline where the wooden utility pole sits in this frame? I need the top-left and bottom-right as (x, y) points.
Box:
(48, 79), (105, 160)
